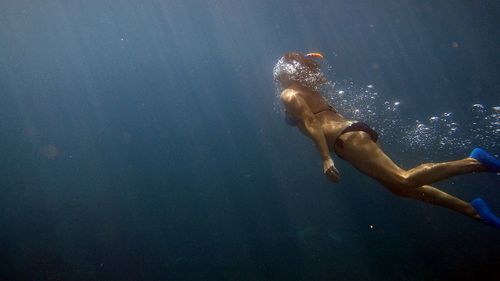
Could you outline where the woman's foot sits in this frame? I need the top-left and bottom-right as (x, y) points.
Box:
(471, 198), (500, 228)
(470, 148), (500, 173)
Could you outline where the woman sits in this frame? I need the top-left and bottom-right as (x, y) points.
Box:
(274, 51), (500, 228)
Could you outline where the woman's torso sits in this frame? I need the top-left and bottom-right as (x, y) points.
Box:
(286, 86), (353, 148)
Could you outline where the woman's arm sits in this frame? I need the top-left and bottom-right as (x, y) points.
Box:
(280, 89), (340, 182)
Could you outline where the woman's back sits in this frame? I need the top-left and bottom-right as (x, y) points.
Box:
(283, 84), (350, 145)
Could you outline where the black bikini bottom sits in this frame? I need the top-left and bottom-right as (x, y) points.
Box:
(334, 122), (379, 158)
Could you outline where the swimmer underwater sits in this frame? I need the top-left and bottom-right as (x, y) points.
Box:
(274, 51), (500, 228)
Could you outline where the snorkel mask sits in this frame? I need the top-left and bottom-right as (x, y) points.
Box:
(304, 52), (324, 60)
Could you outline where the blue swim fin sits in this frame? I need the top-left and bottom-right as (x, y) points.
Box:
(469, 148), (500, 173)
(471, 198), (500, 228)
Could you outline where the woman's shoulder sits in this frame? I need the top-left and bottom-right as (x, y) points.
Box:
(279, 88), (300, 102)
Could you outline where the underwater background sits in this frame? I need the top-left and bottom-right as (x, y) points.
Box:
(1, 0), (500, 280)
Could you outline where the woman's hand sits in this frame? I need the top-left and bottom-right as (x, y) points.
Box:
(323, 158), (340, 182)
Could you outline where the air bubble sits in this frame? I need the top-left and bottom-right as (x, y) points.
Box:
(320, 79), (497, 153)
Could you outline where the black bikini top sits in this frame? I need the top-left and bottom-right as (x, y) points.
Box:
(285, 105), (337, 127)
(313, 105), (337, 115)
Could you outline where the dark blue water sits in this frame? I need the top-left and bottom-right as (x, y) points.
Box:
(1, 1), (500, 280)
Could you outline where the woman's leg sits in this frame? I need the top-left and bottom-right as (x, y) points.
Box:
(334, 131), (482, 220)
(395, 184), (479, 219)
(400, 159), (487, 187)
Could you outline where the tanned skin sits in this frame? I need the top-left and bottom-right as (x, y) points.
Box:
(278, 52), (486, 221)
